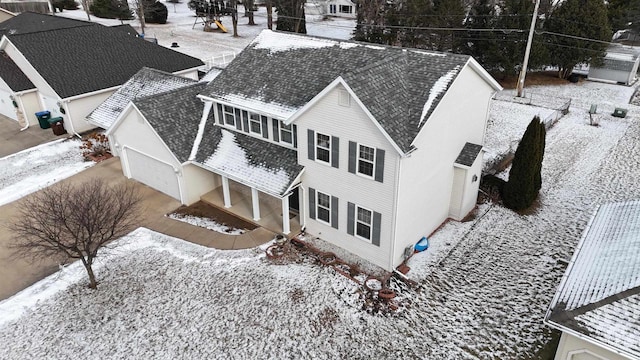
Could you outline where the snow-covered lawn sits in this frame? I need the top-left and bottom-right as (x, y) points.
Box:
(0, 139), (93, 206)
(167, 213), (246, 235)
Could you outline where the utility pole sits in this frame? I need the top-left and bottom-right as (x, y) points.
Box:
(516, 0), (540, 97)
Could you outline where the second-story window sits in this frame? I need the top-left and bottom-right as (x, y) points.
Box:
(316, 133), (331, 164)
(249, 112), (261, 134)
(280, 121), (294, 145)
(223, 105), (235, 127)
(358, 144), (375, 177)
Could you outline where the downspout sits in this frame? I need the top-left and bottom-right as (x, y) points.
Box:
(298, 184), (307, 229)
(61, 100), (82, 139)
(16, 95), (29, 131)
(388, 153), (403, 272)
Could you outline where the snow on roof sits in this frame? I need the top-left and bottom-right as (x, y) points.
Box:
(547, 200), (640, 358)
(87, 68), (196, 129)
(218, 93), (299, 120)
(202, 129), (295, 196)
(252, 29), (385, 54)
(419, 66), (461, 126)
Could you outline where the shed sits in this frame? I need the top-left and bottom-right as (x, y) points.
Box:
(588, 45), (640, 86)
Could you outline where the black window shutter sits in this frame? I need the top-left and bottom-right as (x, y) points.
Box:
(309, 188), (316, 220)
(261, 116), (269, 138)
(348, 141), (357, 174)
(374, 149), (385, 183)
(307, 129), (315, 161)
(234, 108), (242, 130)
(331, 196), (339, 229)
(331, 136), (339, 168)
(272, 119), (279, 142)
(242, 111), (249, 133)
(372, 211), (381, 246)
(216, 103), (223, 125)
(347, 202), (355, 235)
(293, 125), (298, 148)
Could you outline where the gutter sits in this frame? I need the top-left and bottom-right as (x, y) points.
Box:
(61, 85), (120, 102)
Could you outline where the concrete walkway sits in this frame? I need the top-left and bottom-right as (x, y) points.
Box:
(0, 157), (275, 300)
(0, 114), (63, 158)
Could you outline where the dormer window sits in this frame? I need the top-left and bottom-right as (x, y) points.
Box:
(249, 112), (262, 134)
(223, 106), (236, 126)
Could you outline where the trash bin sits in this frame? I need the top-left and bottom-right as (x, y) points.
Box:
(48, 117), (67, 136)
(35, 111), (51, 129)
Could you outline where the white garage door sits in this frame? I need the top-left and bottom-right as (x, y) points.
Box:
(124, 148), (181, 201)
(0, 89), (17, 120)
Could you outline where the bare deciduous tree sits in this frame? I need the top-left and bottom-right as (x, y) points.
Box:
(9, 179), (142, 289)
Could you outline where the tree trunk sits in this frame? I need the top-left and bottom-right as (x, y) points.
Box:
(266, 1), (272, 30)
(246, 0), (255, 25)
(82, 0), (91, 21)
(139, 0), (146, 36)
(231, 0), (238, 37)
(81, 259), (98, 289)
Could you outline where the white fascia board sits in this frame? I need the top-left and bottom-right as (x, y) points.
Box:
(14, 88), (37, 96)
(61, 85), (120, 102)
(285, 76), (405, 156)
(172, 66), (203, 76)
(544, 320), (639, 360)
(466, 57), (503, 91)
(282, 168), (305, 196)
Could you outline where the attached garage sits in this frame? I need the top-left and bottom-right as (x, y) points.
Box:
(0, 87), (17, 120)
(123, 147), (182, 201)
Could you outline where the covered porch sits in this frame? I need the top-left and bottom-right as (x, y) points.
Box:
(200, 178), (302, 236)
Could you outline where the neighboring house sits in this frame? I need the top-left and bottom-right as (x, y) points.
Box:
(327, 0), (356, 18)
(588, 45), (640, 86)
(87, 67), (197, 130)
(0, 12), (203, 133)
(107, 30), (501, 271)
(545, 200), (640, 360)
(0, 50), (36, 124)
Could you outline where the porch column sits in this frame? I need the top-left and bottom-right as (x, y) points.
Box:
(251, 187), (261, 221)
(221, 176), (231, 208)
(281, 195), (290, 235)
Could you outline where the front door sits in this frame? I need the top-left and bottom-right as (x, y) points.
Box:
(288, 187), (300, 213)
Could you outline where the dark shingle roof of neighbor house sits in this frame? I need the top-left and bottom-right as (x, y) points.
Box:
(454, 142), (483, 167)
(195, 123), (303, 197)
(202, 30), (491, 153)
(0, 50), (34, 91)
(133, 83), (208, 163)
(110, 24), (138, 37)
(546, 200), (640, 359)
(5, 23), (204, 98)
(0, 12), (93, 36)
(88, 67), (197, 129)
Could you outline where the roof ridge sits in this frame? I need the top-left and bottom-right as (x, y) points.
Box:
(134, 81), (204, 104)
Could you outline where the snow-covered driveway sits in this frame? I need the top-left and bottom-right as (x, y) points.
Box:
(0, 139), (93, 206)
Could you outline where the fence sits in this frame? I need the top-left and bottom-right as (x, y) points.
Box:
(541, 98), (571, 130)
(204, 52), (236, 70)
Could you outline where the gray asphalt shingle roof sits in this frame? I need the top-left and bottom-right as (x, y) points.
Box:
(547, 200), (640, 359)
(133, 83), (208, 163)
(0, 51), (34, 92)
(0, 12), (93, 35)
(202, 30), (473, 153)
(88, 67), (197, 129)
(195, 124), (303, 197)
(454, 142), (482, 167)
(6, 23), (204, 98)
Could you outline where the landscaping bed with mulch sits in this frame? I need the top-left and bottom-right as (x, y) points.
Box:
(169, 201), (257, 232)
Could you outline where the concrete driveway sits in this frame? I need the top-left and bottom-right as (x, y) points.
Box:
(0, 157), (274, 301)
(0, 114), (62, 158)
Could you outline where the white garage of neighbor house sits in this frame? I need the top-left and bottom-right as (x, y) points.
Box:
(107, 30), (500, 272)
(0, 50), (38, 126)
(545, 200), (640, 360)
(0, 12), (203, 134)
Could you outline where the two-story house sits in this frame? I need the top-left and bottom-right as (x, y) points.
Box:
(107, 30), (501, 271)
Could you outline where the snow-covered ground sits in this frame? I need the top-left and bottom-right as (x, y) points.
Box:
(0, 139), (93, 206)
(167, 213), (246, 235)
(58, 3), (356, 63)
(1, 81), (639, 358)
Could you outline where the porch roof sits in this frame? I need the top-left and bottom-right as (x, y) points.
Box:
(195, 126), (303, 197)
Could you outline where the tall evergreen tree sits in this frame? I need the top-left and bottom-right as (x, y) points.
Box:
(275, 0), (306, 34)
(608, 0), (640, 33)
(503, 116), (546, 211)
(354, 0), (389, 44)
(543, 0), (611, 79)
(462, 0), (501, 70)
(429, 0), (464, 51)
